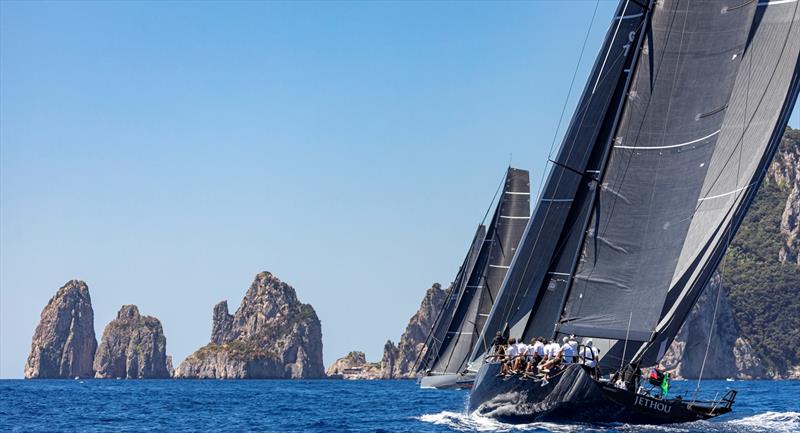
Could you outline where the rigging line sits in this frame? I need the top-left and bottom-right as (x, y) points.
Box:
(696, 43), (750, 400)
(547, 0), (601, 161)
(595, 0), (631, 94)
(620, 311), (634, 373)
(532, 0), (601, 207)
(481, 169), (507, 226)
(693, 251), (725, 401)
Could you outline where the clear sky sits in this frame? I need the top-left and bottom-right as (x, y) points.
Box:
(1, 1), (798, 379)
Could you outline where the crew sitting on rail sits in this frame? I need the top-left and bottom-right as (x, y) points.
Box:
(536, 339), (556, 371)
(524, 337), (545, 375)
(539, 337), (575, 373)
(510, 338), (528, 373)
(499, 337), (518, 375)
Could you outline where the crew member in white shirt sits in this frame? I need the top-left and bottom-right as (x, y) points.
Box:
(581, 339), (601, 377)
(499, 337), (518, 376)
(560, 336), (575, 365)
(525, 338), (546, 375)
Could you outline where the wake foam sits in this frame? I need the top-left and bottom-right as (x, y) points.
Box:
(417, 411), (597, 432)
(418, 411), (800, 433)
(728, 411), (800, 433)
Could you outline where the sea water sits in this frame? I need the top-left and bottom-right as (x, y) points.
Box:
(0, 379), (797, 432)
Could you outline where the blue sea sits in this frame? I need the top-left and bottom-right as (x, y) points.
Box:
(0, 379), (797, 432)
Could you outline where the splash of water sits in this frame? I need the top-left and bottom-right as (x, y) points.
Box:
(418, 411), (800, 433)
(728, 411), (800, 433)
(418, 411), (600, 433)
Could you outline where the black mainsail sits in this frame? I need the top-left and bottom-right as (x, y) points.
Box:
(419, 167), (530, 388)
(469, 0), (800, 424)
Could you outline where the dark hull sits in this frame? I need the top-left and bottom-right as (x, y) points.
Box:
(468, 363), (732, 425)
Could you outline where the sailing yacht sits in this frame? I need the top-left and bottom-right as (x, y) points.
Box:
(416, 167), (530, 389)
(468, 0), (800, 424)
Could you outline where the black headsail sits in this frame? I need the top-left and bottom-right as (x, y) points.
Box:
(422, 168), (530, 376)
(416, 224), (486, 373)
(469, 0), (652, 368)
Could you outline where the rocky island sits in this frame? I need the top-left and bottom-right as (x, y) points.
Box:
(175, 271), (325, 379)
(24, 280), (98, 379)
(93, 305), (172, 379)
(381, 283), (446, 379)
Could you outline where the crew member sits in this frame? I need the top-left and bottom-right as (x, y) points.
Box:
(499, 337), (518, 376)
(491, 331), (506, 360)
(580, 339), (600, 377)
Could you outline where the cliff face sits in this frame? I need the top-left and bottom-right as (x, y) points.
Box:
(661, 276), (768, 379)
(666, 128), (800, 379)
(93, 305), (171, 379)
(24, 280), (97, 379)
(175, 271), (325, 379)
(771, 129), (800, 265)
(381, 283), (446, 379)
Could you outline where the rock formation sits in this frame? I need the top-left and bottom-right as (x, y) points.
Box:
(175, 271), (325, 379)
(93, 305), (171, 379)
(24, 280), (97, 379)
(661, 276), (767, 379)
(381, 283), (446, 379)
(381, 340), (400, 379)
(326, 351), (381, 379)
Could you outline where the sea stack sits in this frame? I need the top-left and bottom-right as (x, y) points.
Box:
(24, 280), (97, 379)
(93, 305), (171, 379)
(381, 283), (446, 379)
(175, 271), (325, 379)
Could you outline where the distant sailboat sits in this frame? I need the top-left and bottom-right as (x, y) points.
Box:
(468, 0), (800, 424)
(416, 167), (530, 389)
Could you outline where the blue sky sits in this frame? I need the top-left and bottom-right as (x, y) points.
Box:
(1, 1), (798, 378)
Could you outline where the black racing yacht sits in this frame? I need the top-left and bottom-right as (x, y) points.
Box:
(467, 0), (800, 424)
(416, 167), (530, 389)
